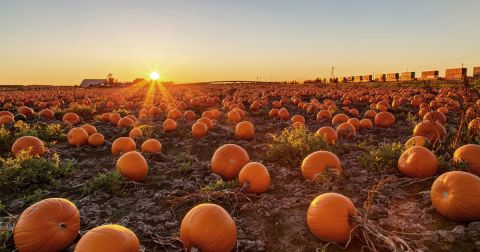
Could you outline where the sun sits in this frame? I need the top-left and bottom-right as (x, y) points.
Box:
(150, 72), (159, 80)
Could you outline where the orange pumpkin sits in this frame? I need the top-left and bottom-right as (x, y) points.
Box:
(116, 151), (148, 181)
(413, 120), (446, 142)
(63, 112), (80, 125)
(0, 115), (15, 125)
(192, 122), (208, 139)
(109, 113), (121, 126)
(336, 122), (356, 138)
(315, 127), (337, 145)
(202, 111), (215, 119)
(291, 115), (305, 125)
(12, 136), (44, 157)
(398, 146), (438, 178)
(332, 114), (349, 125)
(141, 139), (162, 153)
(307, 193), (358, 243)
(39, 109), (54, 120)
(88, 133), (105, 147)
(227, 110), (241, 122)
(197, 117), (213, 130)
(453, 144), (480, 176)
(100, 113), (111, 122)
(129, 127), (143, 138)
(117, 117), (134, 129)
(0, 111), (14, 118)
(74, 224), (140, 252)
(180, 204), (237, 252)
(359, 119), (373, 129)
(316, 110), (332, 122)
(374, 111), (395, 128)
(211, 144), (250, 180)
(235, 121), (254, 140)
(111, 137), (137, 156)
(238, 162), (270, 193)
(18, 107), (34, 117)
(431, 171), (480, 221)
(278, 109), (289, 121)
(184, 110), (196, 120)
(163, 119), (177, 132)
(80, 125), (97, 135)
(269, 109), (279, 118)
(67, 128), (89, 146)
(347, 118), (360, 131)
(364, 110), (377, 119)
(14, 198), (80, 252)
(302, 151), (341, 180)
(423, 111), (446, 125)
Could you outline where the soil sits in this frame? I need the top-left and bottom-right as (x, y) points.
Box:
(1, 91), (480, 252)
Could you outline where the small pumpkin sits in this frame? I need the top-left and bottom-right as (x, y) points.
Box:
(184, 110), (196, 120)
(67, 128), (89, 146)
(0, 115), (15, 125)
(88, 133), (105, 147)
(100, 113), (111, 122)
(192, 122), (208, 139)
(14, 198), (80, 252)
(141, 139), (162, 153)
(163, 119), (177, 132)
(111, 137), (137, 156)
(109, 113), (121, 126)
(227, 110), (241, 122)
(211, 144), (250, 180)
(278, 109), (289, 121)
(74, 225), (139, 252)
(374, 111), (395, 127)
(336, 122), (356, 138)
(413, 120), (446, 142)
(302, 151), (341, 180)
(180, 204), (237, 252)
(116, 151), (148, 181)
(238, 162), (270, 193)
(431, 171), (480, 221)
(235, 121), (254, 140)
(315, 127), (337, 145)
(117, 117), (134, 129)
(332, 114), (349, 125)
(398, 146), (438, 178)
(129, 127), (143, 138)
(307, 193), (358, 243)
(39, 109), (54, 120)
(197, 117), (213, 130)
(359, 119), (373, 129)
(80, 125), (97, 135)
(291, 115), (305, 125)
(405, 136), (431, 149)
(63, 112), (80, 125)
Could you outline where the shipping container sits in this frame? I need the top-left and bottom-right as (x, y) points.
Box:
(445, 68), (467, 80)
(354, 76), (363, 82)
(374, 74), (386, 82)
(363, 75), (372, 82)
(474, 67), (480, 78)
(338, 77), (346, 83)
(347, 76), (354, 82)
(386, 73), (399, 81)
(400, 72), (415, 81)
(421, 71), (439, 79)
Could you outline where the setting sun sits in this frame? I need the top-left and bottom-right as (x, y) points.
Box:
(150, 72), (159, 80)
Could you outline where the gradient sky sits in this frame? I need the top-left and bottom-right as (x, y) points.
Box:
(1, 0), (479, 85)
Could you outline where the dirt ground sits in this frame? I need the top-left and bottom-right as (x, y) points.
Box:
(2, 93), (480, 252)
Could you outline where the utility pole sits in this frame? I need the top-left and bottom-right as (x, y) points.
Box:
(331, 66), (335, 79)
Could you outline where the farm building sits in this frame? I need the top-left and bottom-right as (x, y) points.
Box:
(79, 79), (106, 87)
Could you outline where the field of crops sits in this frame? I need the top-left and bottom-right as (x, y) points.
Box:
(1, 82), (480, 252)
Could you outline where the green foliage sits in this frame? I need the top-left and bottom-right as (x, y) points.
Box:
(200, 179), (240, 191)
(252, 108), (269, 116)
(0, 151), (77, 192)
(51, 104), (96, 118)
(138, 125), (156, 138)
(176, 152), (189, 163)
(0, 121), (65, 152)
(179, 162), (191, 174)
(360, 142), (405, 173)
(390, 107), (410, 121)
(82, 170), (126, 196)
(0, 201), (5, 212)
(93, 114), (101, 122)
(112, 106), (131, 117)
(23, 189), (48, 204)
(177, 152), (192, 173)
(264, 127), (332, 166)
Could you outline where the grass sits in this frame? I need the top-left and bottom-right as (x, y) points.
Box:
(200, 179), (240, 191)
(51, 104), (97, 118)
(82, 170), (126, 196)
(112, 106), (132, 117)
(0, 121), (66, 152)
(264, 127), (332, 167)
(177, 152), (192, 173)
(359, 142), (405, 173)
(251, 108), (269, 116)
(23, 189), (48, 204)
(389, 107), (410, 121)
(0, 150), (77, 192)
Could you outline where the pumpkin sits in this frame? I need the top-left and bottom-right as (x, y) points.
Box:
(141, 139), (162, 153)
(111, 137), (137, 156)
(100, 113), (111, 122)
(332, 114), (349, 125)
(211, 144), (250, 180)
(202, 111), (215, 119)
(0, 115), (14, 125)
(336, 122), (356, 138)
(63, 112), (80, 125)
(117, 117), (134, 129)
(235, 121), (254, 140)
(398, 146), (438, 178)
(88, 133), (105, 147)
(12, 136), (44, 157)
(0, 111), (14, 118)
(80, 125), (97, 135)
(364, 110), (377, 119)
(302, 151), (341, 180)
(67, 128), (89, 146)
(405, 136), (431, 149)
(291, 115), (305, 125)
(74, 225), (139, 252)
(347, 118), (360, 131)
(307, 193), (358, 243)
(430, 171), (480, 221)
(109, 113), (121, 126)
(413, 120), (446, 142)
(19, 107), (34, 117)
(238, 162), (270, 193)
(116, 151), (148, 181)
(192, 122), (208, 139)
(278, 109), (289, 121)
(453, 144), (480, 176)
(180, 204), (237, 252)
(184, 110), (196, 120)
(148, 107), (162, 116)
(15, 113), (27, 122)
(269, 109), (279, 118)
(14, 198), (80, 252)
(359, 119), (373, 129)
(316, 110), (332, 122)
(197, 117), (213, 130)
(163, 119), (177, 132)
(423, 111), (446, 125)
(227, 110), (241, 122)
(129, 127), (143, 138)
(39, 109), (54, 120)
(315, 127), (337, 145)
(167, 109), (182, 120)
(374, 111), (395, 127)
(468, 119), (480, 136)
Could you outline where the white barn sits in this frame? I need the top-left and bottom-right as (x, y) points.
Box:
(80, 79), (106, 87)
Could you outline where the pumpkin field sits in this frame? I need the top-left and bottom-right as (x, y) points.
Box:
(2, 81), (480, 252)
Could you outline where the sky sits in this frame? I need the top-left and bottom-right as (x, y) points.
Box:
(0, 0), (479, 85)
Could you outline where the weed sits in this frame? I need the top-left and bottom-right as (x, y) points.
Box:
(0, 201), (5, 212)
(0, 121), (66, 152)
(252, 109), (269, 116)
(359, 142), (405, 173)
(82, 170), (126, 196)
(51, 104), (96, 118)
(112, 106), (131, 117)
(23, 189), (48, 204)
(0, 151), (77, 192)
(176, 152), (189, 163)
(264, 127), (331, 166)
(93, 114), (101, 121)
(200, 179), (240, 191)
(179, 162), (191, 174)
(138, 125), (157, 138)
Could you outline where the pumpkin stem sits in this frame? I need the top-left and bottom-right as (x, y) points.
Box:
(59, 223), (67, 229)
(191, 245), (200, 252)
(242, 181), (250, 189)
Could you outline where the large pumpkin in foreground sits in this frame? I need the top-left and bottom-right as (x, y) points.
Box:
(14, 198), (80, 252)
(431, 171), (480, 221)
(74, 225), (139, 252)
(180, 204), (237, 252)
(11, 136), (44, 157)
(302, 151), (341, 180)
(307, 193), (358, 243)
(211, 144), (250, 180)
(453, 144), (480, 176)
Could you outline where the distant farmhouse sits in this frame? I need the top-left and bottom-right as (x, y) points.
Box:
(79, 79), (106, 87)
